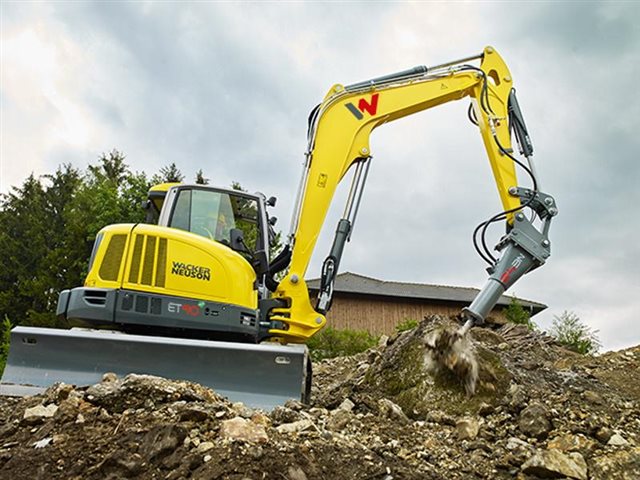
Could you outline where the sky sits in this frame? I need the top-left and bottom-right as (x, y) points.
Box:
(1, 1), (639, 351)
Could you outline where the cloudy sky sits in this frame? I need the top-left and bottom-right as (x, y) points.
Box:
(2, 2), (639, 351)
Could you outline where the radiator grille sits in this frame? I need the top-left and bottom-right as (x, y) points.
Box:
(126, 234), (167, 288)
(156, 238), (167, 288)
(141, 236), (157, 285)
(99, 234), (126, 281)
(128, 234), (144, 283)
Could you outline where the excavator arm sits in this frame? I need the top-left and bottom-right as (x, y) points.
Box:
(270, 46), (557, 342)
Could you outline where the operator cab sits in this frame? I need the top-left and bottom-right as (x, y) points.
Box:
(144, 184), (277, 288)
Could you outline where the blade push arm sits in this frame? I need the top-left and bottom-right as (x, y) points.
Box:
(270, 47), (556, 342)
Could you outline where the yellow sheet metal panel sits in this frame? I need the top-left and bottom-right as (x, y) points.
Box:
(88, 223), (257, 310)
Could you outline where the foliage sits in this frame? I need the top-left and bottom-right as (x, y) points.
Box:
(0, 316), (10, 377)
(504, 296), (537, 331)
(395, 318), (418, 333)
(156, 162), (185, 183)
(307, 326), (379, 361)
(195, 169), (210, 185)
(550, 310), (602, 355)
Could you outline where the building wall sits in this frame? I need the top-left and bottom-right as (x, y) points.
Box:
(322, 293), (507, 335)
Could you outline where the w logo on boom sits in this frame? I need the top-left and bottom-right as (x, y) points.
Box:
(345, 93), (379, 120)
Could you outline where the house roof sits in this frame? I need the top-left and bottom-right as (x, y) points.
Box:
(306, 272), (547, 315)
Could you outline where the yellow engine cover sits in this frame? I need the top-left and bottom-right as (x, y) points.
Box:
(85, 223), (258, 309)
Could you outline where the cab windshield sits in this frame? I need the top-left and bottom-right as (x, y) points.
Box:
(169, 188), (260, 253)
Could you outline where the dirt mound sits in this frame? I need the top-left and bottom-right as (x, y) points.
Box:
(1, 315), (639, 479)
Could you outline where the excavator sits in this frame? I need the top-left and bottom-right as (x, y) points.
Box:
(1, 46), (557, 409)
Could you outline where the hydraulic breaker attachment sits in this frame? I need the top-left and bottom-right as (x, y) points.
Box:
(432, 187), (558, 394)
(465, 190), (557, 325)
(0, 326), (310, 410)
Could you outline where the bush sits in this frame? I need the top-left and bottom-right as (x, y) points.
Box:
(504, 296), (537, 331)
(550, 310), (601, 355)
(395, 319), (418, 333)
(307, 326), (379, 361)
(0, 316), (11, 377)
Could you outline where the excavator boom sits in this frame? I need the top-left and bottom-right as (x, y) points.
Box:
(270, 46), (556, 344)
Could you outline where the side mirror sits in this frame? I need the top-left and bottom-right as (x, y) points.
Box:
(230, 228), (245, 251)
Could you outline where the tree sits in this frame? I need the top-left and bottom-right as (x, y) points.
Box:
(157, 163), (184, 183)
(0, 166), (83, 327)
(0, 316), (11, 376)
(504, 296), (537, 331)
(88, 149), (128, 186)
(195, 169), (209, 185)
(550, 311), (602, 355)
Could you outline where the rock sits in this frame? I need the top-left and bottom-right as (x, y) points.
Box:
(548, 433), (595, 453)
(284, 399), (305, 411)
(43, 383), (75, 404)
(52, 433), (68, 444)
(287, 465), (308, 480)
(327, 409), (352, 431)
(589, 447), (640, 480)
(456, 417), (480, 440)
(338, 398), (355, 412)
(521, 449), (587, 480)
(595, 426), (613, 444)
(509, 384), (528, 412)
(98, 450), (144, 477)
(506, 437), (532, 451)
(426, 410), (456, 426)
(85, 374), (220, 413)
(232, 402), (254, 419)
(378, 399), (409, 424)
(518, 402), (551, 439)
(54, 396), (82, 424)
(270, 406), (301, 425)
(220, 417), (269, 444)
(250, 411), (271, 428)
(97, 408), (111, 421)
(179, 405), (215, 422)
(582, 390), (604, 405)
(23, 404), (58, 424)
(102, 372), (118, 383)
(477, 402), (494, 416)
(140, 424), (186, 462)
(276, 419), (314, 434)
(608, 433), (630, 446)
(249, 445), (264, 460)
(33, 437), (52, 449)
(196, 441), (214, 453)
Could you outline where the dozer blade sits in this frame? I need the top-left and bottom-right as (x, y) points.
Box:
(0, 326), (309, 410)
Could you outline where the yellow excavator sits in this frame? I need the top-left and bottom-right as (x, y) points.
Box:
(1, 47), (557, 409)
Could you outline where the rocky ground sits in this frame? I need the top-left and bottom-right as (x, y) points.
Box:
(0, 315), (638, 479)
